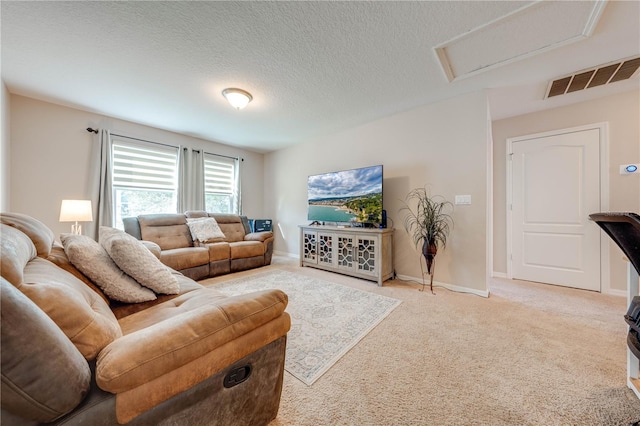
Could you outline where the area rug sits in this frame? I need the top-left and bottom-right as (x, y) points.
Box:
(213, 270), (401, 385)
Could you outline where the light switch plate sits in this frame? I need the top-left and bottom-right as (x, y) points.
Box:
(455, 195), (471, 205)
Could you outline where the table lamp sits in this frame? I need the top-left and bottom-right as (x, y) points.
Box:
(59, 200), (93, 235)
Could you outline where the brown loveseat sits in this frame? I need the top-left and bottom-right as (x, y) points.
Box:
(0, 213), (290, 425)
(123, 212), (274, 281)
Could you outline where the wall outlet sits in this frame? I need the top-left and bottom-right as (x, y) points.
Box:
(455, 195), (471, 205)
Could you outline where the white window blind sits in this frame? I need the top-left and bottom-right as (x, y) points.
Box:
(204, 156), (234, 194)
(111, 140), (179, 228)
(112, 142), (178, 190)
(204, 154), (238, 213)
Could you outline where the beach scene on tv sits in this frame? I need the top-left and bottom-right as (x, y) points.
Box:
(307, 165), (383, 224)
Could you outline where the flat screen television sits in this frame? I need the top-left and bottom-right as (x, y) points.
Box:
(307, 165), (383, 226)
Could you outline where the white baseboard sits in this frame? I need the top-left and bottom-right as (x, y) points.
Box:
(604, 288), (626, 298)
(274, 250), (299, 259)
(395, 274), (490, 298)
(273, 254), (623, 299)
(491, 272), (626, 298)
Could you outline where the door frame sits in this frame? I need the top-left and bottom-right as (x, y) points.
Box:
(506, 122), (610, 293)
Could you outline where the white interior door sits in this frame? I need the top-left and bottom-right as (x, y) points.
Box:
(509, 127), (601, 291)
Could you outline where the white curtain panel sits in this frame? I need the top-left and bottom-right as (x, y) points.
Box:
(192, 149), (205, 211)
(177, 146), (188, 212)
(178, 147), (205, 212)
(94, 129), (114, 238)
(235, 157), (242, 215)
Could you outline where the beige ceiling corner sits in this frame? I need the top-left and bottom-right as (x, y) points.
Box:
(434, 0), (608, 82)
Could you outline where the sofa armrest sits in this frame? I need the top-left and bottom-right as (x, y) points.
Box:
(244, 231), (274, 242)
(95, 289), (288, 393)
(140, 240), (162, 259)
(122, 217), (142, 240)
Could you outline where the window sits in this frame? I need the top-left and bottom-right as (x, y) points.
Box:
(204, 154), (238, 214)
(112, 140), (179, 229)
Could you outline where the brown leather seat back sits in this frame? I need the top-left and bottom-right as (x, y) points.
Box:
(138, 214), (193, 250)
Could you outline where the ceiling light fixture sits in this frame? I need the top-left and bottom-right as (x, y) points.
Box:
(222, 88), (253, 110)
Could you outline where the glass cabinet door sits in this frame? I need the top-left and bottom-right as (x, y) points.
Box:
(356, 236), (377, 276)
(336, 234), (355, 271)
(302, 231), (318, 263)
(318, 232), (334, 267)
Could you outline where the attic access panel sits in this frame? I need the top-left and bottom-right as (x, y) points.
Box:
(434, 1), (606, 82)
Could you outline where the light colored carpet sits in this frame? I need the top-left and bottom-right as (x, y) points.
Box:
(205, 258), (640, 425)
(212, 270), (401, 385)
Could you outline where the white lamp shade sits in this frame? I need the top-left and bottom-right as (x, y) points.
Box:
(59, 200), (93, 222)
(222, 88), (252, 110)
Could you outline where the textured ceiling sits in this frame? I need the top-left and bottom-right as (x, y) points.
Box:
(1, 1), (639, 153)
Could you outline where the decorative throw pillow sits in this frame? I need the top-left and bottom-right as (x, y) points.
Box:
(99, 227), (180, 295)
(60, 234), (156, 303)
(186, 217), (226, 243)
(1, 278), (91, 422)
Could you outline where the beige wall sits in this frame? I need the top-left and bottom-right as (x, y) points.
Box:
(264, 91), (491, 294)
(8, 95), (265, 239)
(492, 89), (640, 293)
(11, 88), (633, 295)
(1, 82), (10, 211)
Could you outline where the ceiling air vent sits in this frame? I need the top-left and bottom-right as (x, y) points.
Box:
(546, 56), (640, 98)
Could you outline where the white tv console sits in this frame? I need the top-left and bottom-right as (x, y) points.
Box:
(299, 225), (394, 286)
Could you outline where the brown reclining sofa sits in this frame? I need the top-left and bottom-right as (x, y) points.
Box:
(123, 211), (274, 281)
(0, 213), (290, 425)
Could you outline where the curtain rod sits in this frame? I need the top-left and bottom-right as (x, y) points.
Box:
(199, 150), (241, 161)
(87, 127), (175, 149)
(86, 127), (241, 161)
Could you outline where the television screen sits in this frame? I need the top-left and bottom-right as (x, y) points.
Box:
(307, 165), (383, 225)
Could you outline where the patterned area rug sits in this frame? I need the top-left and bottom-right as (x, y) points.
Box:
(214, 270), (401, 385)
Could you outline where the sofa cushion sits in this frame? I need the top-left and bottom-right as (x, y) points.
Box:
(100, 226), (180, 295)
(203, 241), (231, 261)
(215, 215), (247, 243)
(160, 246), (210, 271)
(138, 214), (193, 250)
(0, 212), (55, 257)
(20, 258), (122, 360)
(0, 278), (91, 423)
(230, 241), (265, 258)
(186, 217), (226, 243)
(0, 223), (37, 286)
(61, 233), (157, 303)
